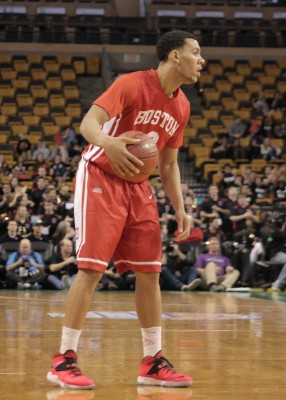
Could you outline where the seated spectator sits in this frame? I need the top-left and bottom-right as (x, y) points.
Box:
(252, 91), (269, 115)
(30, 177), (48, 214)
(228, 117), (246, 140)
(195, 236), (240, 292)
(203, 218), (226, 242)
(240, 184), (255, 207)
(18, 192), (34, 213)
(98, 260), (135, 291)
(267, 91), (285, 110)
(274, 121), (286, 138)
(68, 132), (87, 158)
(7, 184), (28, 213)
(231, 138), (247, 160)
(199, 184), (225, 225)
(49, 154), (67, 185)
(62, 126), (77, 148)
(210, 134), (229, 159)
(28, 219), (49, 243)
(247, 134), (262, 159)
(46, 238), (77, 290)
(0, 220), (21, 244)
(260, 113), (275, 137)
(64, 158), (79, 182)
(58, 183), (73, 203)
(218, 163), (235, 192)
(11, 155), (30, 182)
(52, 219), (75, 245)
(15, 135), (32, 162)
(181, 182), (195, 198)
(32, 166), (50, 184)
(184, 194), (202, 227)
(261, 165), (274, 184)
(273, 180), (286, 202)
(244, 170), (257, 190)
(54, 128), (69, 161)
(10, 176), (21, 193)
(260, 137), (282, 161)
(32, 139), (50, 161)
(156, 188), (170, 221)
(160, 222), (170, 244)
(14, 205), (32, 238)
(160, 241), (201, 291)
(40, 201), (62, 238)
(0, 184), (13, 216)
(5, 238), (46, 289)
(219, 186), (239, 235)
(233, 174), (244, 190)
(243, 236), (265, 287)
(32, 153), (50, 178)
(38, 186), (62, 215)
(266, 165), (285, 188)
(252, 176), (268, 200)
(245, 116), (261, 137)
(57, 183), (74, 219)
(0, 155), (11, 177)
(229, 195), (260, 241)
(240, 165), (252, 184)
(258, 216), (286, 291)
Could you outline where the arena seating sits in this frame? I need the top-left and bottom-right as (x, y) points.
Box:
(0, 54), (101, 177)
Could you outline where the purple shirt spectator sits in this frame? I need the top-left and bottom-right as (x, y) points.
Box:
(195, 254), (230, 276)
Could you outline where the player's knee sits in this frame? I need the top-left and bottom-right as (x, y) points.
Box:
(77, 268), (102, 285)
(136, 271), (160, 285)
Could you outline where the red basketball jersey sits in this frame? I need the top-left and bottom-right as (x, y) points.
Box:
(81, 69), (191, 176)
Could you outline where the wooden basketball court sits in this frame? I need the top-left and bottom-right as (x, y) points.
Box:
(0, 290), (285, 400)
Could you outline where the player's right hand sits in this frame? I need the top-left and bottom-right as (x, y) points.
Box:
(104, 136), (144, 178)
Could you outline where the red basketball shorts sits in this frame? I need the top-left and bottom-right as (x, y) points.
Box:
(74, 160), (162, 274)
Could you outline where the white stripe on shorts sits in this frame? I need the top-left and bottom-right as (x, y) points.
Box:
(74, 159), (89, 255)
(77, 257), (109, 266)
(114, 260), (162, 266)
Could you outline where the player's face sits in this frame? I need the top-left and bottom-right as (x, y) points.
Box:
(176, 38), (205, 84)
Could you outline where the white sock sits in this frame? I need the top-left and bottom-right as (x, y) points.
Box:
(60, 327), (82, 354)
(141, 326), (162, 357)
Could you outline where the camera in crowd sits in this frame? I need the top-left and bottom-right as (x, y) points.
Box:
(22, 257), (30, 269)
(162, 239), (176, 254)
(271, 211), (286, 227)
(222, 234), (259, 257)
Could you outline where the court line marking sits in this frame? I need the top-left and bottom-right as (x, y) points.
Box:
(0, 293), (285, 309)
(0, 328), (270, 332)
(0, 372), (27, 375)
(0, 295), (281, 309)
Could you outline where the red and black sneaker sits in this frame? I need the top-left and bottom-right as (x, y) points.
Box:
(46, 350), (95, 390)
(137, 351), (192, 387)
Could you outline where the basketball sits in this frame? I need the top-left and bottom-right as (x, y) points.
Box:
(120, 131), (159, 182)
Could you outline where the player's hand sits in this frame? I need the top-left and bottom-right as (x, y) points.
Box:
(174, 210), (192, 242)
(104, 136), (144, 177)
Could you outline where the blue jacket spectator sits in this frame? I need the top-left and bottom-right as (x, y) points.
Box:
(6, 238), (46, 289)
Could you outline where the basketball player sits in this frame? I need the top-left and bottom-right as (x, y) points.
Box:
(47, 30), (205, 389)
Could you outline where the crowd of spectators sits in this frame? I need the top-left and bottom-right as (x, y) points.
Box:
(209, 89), (286, 162)
(0, 93), (286, 292)
(0, 125), (85, 289)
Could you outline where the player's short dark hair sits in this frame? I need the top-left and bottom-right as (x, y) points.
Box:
(156, 30), (198, 62)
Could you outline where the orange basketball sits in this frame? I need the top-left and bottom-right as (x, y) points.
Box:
(120, 131), (159, 182)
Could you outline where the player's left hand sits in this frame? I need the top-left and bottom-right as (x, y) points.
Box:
(174, 210), (192, 242)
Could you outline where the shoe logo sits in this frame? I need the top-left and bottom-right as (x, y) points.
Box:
(92, 187), (102, 194)
(149, 194), (153, 200)
(147, 358), (173, 377)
